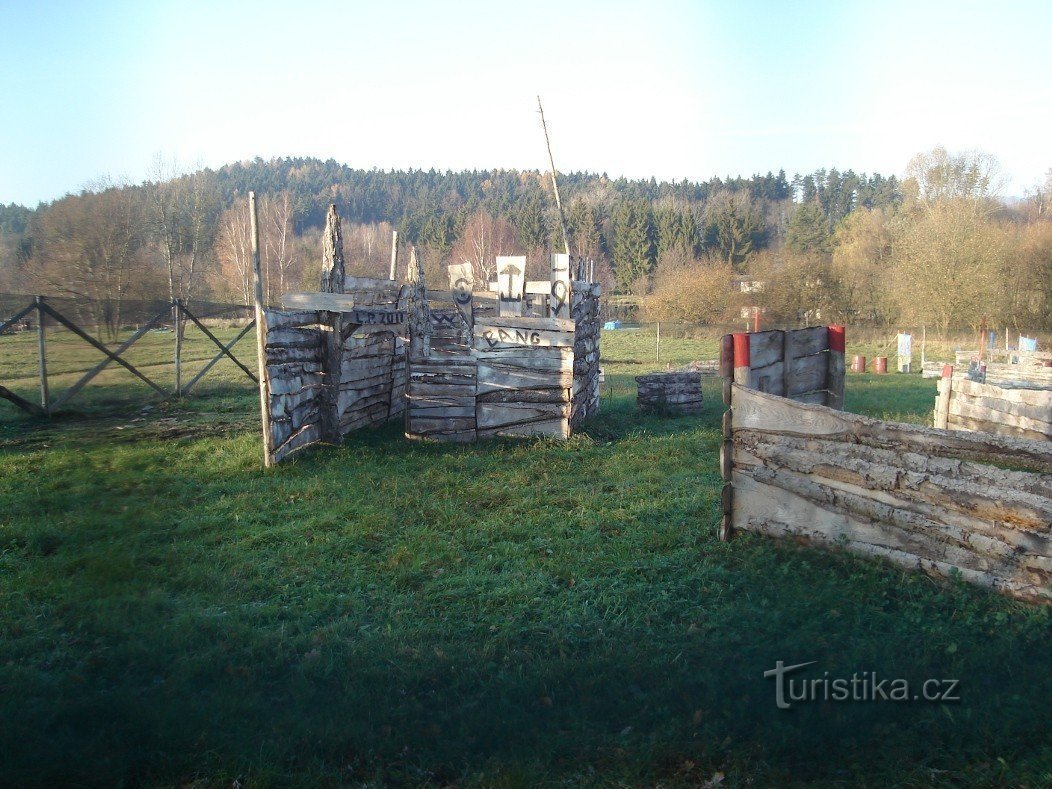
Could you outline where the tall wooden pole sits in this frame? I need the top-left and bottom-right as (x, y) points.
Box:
(250, 192), (274, 467)
(537, 96), (571, 257)
(173, 298), (183, 396)
(35, 296), (50, 416)
(389, 230), (399, 281)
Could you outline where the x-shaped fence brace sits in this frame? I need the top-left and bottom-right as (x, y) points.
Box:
(0, 297), (257, 416)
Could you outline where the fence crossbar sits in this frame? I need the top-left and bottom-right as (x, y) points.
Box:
(0, 384), (44, 415)
(0, 302), (36, 336)
(180, 319), (256, 395)
(179, 304), (258, 384)
(38, 302), (169, 397)
(48, 305), (171, 410)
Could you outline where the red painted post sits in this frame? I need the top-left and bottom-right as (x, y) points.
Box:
(732, 332), (751, 387)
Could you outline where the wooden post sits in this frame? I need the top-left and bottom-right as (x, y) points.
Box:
(537, 96), (571, 256)
(719, 333), (735, 406)
(719, 400), (734, 541)
(389, 230), (399, 281)
(827, 324), (845, 410)
(250, 192), (274, 467)
(921, 325), (926, 371)
(732, 332), (750, 387)
(655, 322), (661, 363)
(320, 205), (346, 444)
(934, 365), (953, 429)
(35, 296), (50, 416)
(173, 298), (183, 396)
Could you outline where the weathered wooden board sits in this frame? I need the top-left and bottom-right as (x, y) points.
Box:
(495, 255), (526, 316)
(747, 361), (785, 396)
(477, 401), (569, 428)
(475, 324), (575, 350)
(478, 419), (569, 440)
(786, 352), (828, 397)
(749, 331), (784, 369)
(732, 384), (1052, 472)
(476, 364), (572, 395)
(550, 253), (571, 320)
(786, 326), (828, 359)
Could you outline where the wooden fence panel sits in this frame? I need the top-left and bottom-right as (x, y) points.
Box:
(725, 384), (1052, 603)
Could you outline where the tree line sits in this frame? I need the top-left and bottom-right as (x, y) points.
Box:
(0, 149), (1048, 335)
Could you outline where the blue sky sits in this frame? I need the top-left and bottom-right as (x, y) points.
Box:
(1, 0), (1049, 205)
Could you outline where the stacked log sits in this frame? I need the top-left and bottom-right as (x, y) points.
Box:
(725, 384), (1052, 604)
(474, 316), (574, 439)
(934, 374), (1051, 440)
(264, 310), (325, 463)
(635, 371), (703, 414)
(570, 281), (601, 430)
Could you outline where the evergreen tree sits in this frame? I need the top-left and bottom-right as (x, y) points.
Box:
(786, 202), (831, 254)
(612, 199), (654, 293)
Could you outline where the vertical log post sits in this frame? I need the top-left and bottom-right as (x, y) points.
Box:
(719, 406), (734, 542)
(320, 205), (346, 444)
(35, 296), (50, 416)
(934, 364), (953, 429)
(250, 192), (274, 467)
(173, 298), (183, 396)
(389, 230), (399, 281)
(827, 324), (846, 410)
(732, 332), (751, 387)
(719, 333), (735, 406)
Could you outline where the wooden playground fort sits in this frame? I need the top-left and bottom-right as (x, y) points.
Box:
(253, 199), (601, 466)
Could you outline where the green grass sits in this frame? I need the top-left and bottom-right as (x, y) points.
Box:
(0, 327), (1049, 786)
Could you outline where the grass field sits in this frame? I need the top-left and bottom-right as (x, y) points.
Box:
(0, 325), (1049, 786)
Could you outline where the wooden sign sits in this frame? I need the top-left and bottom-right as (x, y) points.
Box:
(550, 253), (571, 320)
(448, 262), (474, 339)
(349, 307), (406, 328)
(495, 255), (525, 317)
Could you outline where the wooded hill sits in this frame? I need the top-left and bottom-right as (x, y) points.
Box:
(1, 150), (1049, 332)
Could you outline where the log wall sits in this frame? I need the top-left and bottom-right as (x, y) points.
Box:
(405, 278), (601, 442)
(263, 282), (409, 464)
(635, 371), (703, 414)
(934, 369), (1051, 441)
(719, 325), (845, 408)
(570, 281), (601, 430)
(721, 384), (1052, 604)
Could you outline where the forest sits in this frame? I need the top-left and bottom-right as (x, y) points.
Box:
(1, 147), (1049, 333)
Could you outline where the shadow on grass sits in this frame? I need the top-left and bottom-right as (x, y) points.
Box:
(0, 404), (1049, 786)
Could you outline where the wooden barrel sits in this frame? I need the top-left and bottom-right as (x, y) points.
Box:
(851, 355), (866, 373)
(874, 356), (888, 374)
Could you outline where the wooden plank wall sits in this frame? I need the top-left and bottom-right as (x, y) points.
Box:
(720, 325), (845, 408)
(405, 299), (478, 442)
(475, 316), (575, 439)
(337, 280), (409, 434)
(264, 310), (326, 464)
(724, 384), (1052, 604)
(570, 281), (601, 430)
(934, 372), (1051, 441)
(636, 371), (703, 413)
(950, 351), (1052, 387)
(406, 274), (601, 442)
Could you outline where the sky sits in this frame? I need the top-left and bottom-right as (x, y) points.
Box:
(1, 0), (1049, 206)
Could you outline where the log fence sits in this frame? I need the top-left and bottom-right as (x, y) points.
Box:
(0, 294), (255, 416)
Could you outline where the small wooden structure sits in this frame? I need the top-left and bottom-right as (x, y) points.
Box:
(635, 370), (703, 414)
(254, 204), (601, 463)
(719, 325), (846, 408)
(720, 383), (1052, 604)
(934, 366), (1051, 441)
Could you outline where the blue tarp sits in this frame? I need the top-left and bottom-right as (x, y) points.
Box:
(603, 320), (622, 330)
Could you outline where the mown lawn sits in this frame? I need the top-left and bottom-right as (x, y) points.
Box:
(0, 327), (1049, 786)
